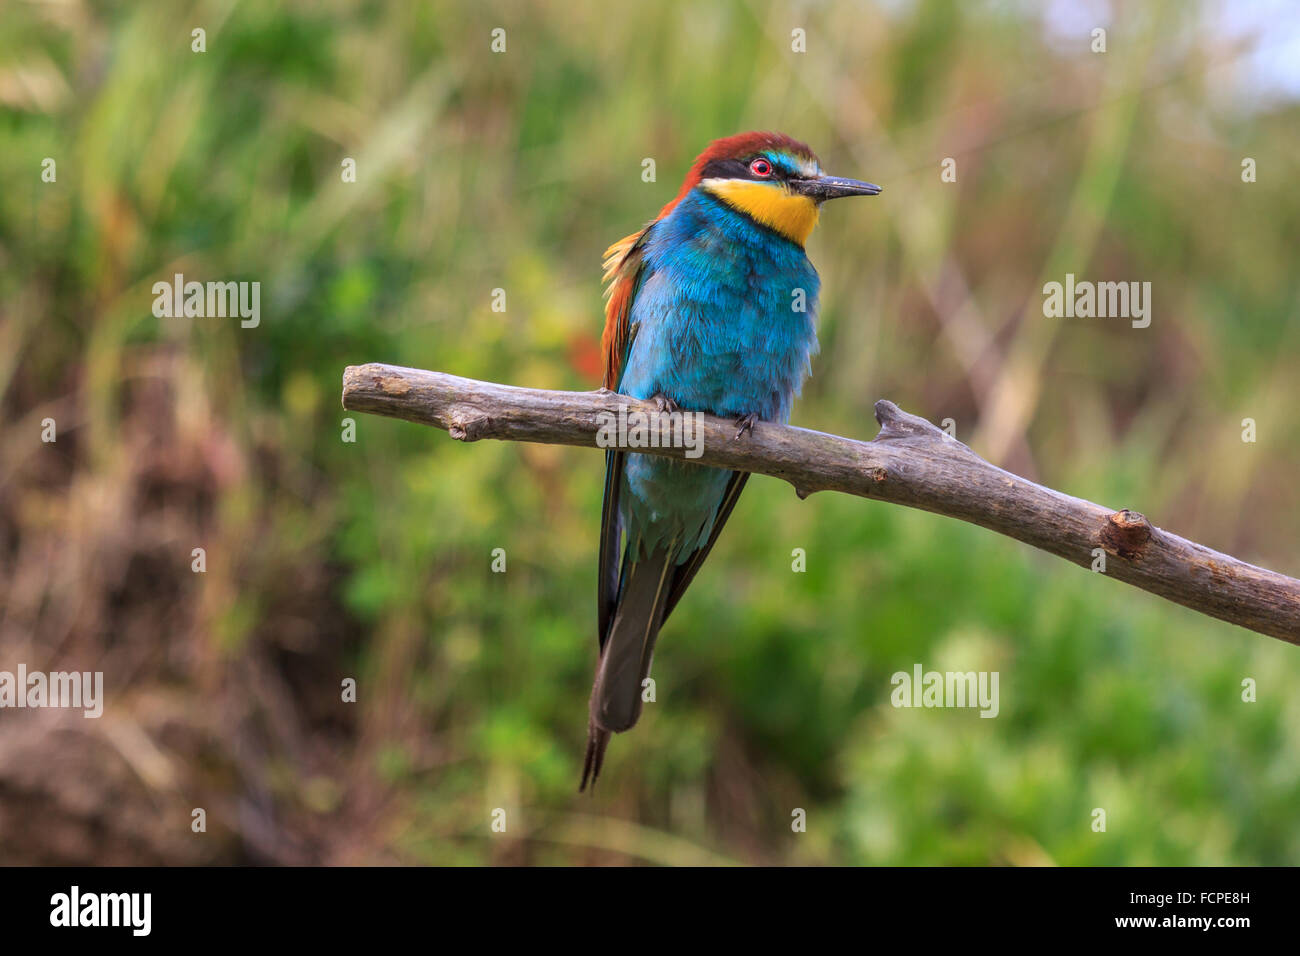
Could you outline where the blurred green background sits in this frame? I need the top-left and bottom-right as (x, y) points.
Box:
(2, 0), (1298, 865)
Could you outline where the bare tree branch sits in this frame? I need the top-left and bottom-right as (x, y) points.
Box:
(342, 362), (1300, 645)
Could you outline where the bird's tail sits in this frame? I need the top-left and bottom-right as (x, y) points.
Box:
(580, 546), (676, 792)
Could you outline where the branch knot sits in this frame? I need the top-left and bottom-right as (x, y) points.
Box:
(1101, 509), (1153, 559)
(448, 405), (489, 442)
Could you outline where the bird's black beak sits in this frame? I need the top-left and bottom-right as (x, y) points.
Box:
(789, 175), (882, 201)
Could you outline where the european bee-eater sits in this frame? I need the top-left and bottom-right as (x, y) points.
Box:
(583, 131), (880, 790)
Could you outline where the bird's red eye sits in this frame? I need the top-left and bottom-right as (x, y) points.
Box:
(750, 158), (772, 177)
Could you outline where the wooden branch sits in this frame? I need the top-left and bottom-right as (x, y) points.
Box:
(342, 363), (1300, 645)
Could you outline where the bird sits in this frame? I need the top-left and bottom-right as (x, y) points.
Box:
(582, 131), (881, 791)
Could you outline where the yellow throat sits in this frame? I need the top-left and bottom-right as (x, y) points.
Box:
(702, 179), (820, 246)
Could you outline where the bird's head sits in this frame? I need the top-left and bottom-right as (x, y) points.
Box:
(659, 131), (881, 246)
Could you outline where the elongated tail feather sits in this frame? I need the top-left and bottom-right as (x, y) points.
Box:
(580, 545), (676, 792)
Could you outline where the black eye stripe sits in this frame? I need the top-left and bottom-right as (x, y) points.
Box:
(699, 156), (786, 181)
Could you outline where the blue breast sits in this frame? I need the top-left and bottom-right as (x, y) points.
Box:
(616, 189), (822, 561)
(620, 189), (821, 422)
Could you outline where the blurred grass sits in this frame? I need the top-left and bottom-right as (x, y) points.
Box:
(1, 0), (1298, 864)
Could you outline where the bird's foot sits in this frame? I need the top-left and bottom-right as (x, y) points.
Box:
(734, 413), (759, 440)
(650, 393), (680, 414)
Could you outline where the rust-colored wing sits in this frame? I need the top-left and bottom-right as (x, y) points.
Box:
(599, 226), (652, 391)
(596, 224), (654, 650)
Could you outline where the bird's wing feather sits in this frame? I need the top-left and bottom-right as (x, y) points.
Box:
(596, 448), (625, 651)
(600, 225), (652, 390)
(596, 224), (653, 650)
(662, 470), (750, 624)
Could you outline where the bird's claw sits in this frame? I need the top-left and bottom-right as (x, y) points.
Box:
(651, 393), (680, 414)
(734, 413), (758, 440)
